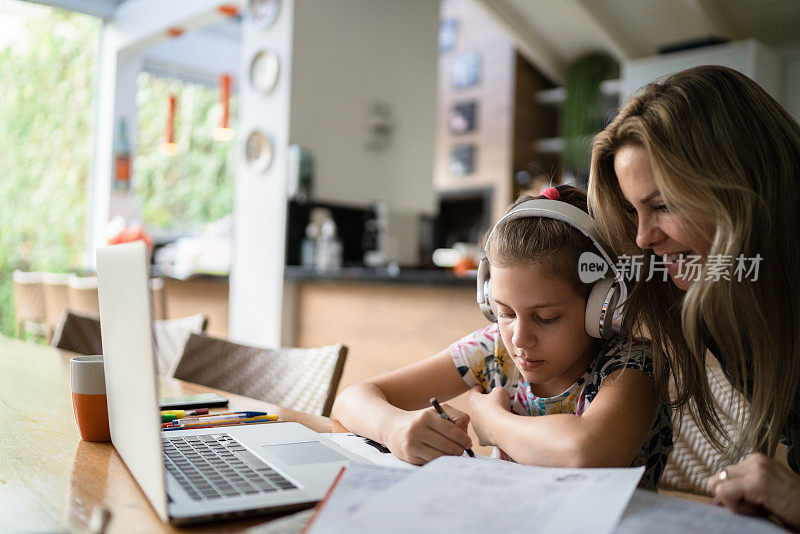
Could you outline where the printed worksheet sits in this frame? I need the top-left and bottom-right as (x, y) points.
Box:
(314, 456), (644, 534)
(304, 464), (413, 534)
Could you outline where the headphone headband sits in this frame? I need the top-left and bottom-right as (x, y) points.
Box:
(486, 199), (622, 282)
(478, 198), (628, 337)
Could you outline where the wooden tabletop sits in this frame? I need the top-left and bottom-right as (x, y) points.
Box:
(0, 335), (344, 533)
(1, 335), (729, 532)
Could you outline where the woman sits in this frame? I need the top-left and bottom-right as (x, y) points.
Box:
(589, 65), (800, 528)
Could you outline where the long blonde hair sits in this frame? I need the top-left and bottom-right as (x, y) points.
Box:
(589, 65), (800, 462)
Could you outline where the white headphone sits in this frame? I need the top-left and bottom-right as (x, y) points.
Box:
(476, 198), (627, 339)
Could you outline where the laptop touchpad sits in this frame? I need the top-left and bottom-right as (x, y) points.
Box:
(262, 441), (349, 465)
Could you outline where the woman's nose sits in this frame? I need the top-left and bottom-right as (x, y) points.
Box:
(636, 213), (663, 250)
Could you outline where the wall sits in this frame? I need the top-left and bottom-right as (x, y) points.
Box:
(784, 48), (800, 123)
(289, 0), (440, 264)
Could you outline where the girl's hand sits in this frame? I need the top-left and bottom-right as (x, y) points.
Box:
(707, 453), (800, 530)
(383, 404), (472, 465)
(468, 386), (510, 446)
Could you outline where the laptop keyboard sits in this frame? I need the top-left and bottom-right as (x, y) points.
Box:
(162, 433), (297, 501)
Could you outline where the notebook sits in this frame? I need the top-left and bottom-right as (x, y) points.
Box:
(96, 241), (362, 524)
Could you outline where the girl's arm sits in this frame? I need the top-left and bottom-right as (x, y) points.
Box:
(469, 368), (658, 467)
(331, 348), (472, 464)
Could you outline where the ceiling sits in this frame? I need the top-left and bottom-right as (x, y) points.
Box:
(475, 0), (800, 83)
(32, 0), (800, 85)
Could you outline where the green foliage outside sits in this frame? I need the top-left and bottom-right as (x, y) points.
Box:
(0, 2), (236, 337)
(0, 4), (98, 336)
(135, 73), (236, 232)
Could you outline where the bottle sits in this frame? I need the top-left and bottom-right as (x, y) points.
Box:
(315, 218), (342, 273)
(301, 222), (318, 268)
(114, 118), (131, 192)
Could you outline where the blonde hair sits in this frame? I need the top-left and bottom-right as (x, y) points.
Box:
(589, 65), (800, 462)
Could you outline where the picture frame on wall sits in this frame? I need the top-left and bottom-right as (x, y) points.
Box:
(447, 101), (477, 134)
(450, 51), (481, 89)
(448, 144), (476, 176)
(438, 18), (458, 53)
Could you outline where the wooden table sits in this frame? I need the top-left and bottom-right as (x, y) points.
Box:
(0, 335), (344, 533)
(2, 335), (738, 533)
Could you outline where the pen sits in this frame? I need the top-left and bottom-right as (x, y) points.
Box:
(162, 414), (278, 429)
(163, 411), (269, 426)
(162, 416), (279, 431)
(430, 397), (475, 457)
(160, 408), (209, 422)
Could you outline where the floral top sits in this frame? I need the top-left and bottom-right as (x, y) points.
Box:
(450, 324), (673, 488)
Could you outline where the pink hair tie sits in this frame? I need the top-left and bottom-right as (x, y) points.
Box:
(541, 187), (560, 200)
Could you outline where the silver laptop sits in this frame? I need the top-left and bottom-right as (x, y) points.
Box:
(96, 241), (362, 524)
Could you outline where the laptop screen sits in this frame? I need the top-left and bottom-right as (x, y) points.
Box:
(97, 241), (169, 521)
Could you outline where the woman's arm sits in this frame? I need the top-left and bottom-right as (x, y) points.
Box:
(708, 453), (800, 530)
(468, 368), (658, 467)
(331, 348), (472, 464)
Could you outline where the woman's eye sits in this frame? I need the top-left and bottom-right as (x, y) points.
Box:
(653, 203), (669, 213)
(537, 316), (559, 324)
(497, 312), (515, 320)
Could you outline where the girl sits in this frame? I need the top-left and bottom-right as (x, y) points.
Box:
(332, 185), (672, 488)
(589, 65), (800, 526)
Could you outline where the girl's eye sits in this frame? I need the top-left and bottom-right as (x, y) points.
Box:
(497, 312), (515, 320)
(536, 316), (559, 324)
(653, 203), (669, 213)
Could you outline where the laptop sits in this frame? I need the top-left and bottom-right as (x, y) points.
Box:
(96, 241), (363, 524)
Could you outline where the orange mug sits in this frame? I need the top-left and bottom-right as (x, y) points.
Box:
(70, 355), (111, 442)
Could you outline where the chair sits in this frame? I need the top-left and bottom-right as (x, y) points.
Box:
(660, 357), (750, 495)
(152, 313), (208, 376)
(67, 274), (99, 316)
(12, 270), (48, 338)
(51, 311), (103, 355)
(52, 311), (208, 376)
(150, 277), (167, 320)
(173, 334), (348, 417)
(42, 272), (71, 340)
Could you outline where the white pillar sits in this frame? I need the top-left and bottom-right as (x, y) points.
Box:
(87, 0), (244, 266)
(228, 1), (294, 347)
(88, 27), (141, 267)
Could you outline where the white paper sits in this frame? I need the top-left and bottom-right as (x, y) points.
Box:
(305, 464), (412, 534)
(615, 489), (786, 534)
(320, 433), (418, 469)
(321, 456), (644, 534)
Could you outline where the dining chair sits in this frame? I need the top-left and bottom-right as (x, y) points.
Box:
(52, 311), (208, 376)
(660, 357), (750, 495)
(172, 334), (348, 417)
(67, 274), (100, 316)
(12, 270), (48, 338)
(150, 277), (167, 320)
(42, 272), (71, 341)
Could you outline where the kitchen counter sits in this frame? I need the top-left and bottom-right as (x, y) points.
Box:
(283, 265), (476, 287)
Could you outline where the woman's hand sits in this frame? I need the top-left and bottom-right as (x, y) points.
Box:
(708, 452), (800, 530)
(383, 404), (471, 465)
(468, 386), (510, 446)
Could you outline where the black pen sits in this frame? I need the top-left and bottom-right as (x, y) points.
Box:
(430, 397), (475, 457)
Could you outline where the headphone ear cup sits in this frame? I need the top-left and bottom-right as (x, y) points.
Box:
(476, 258), (496, 322)
(585, 277), (619, 339)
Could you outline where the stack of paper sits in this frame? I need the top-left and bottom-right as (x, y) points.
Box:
(305, 457), (644, 534)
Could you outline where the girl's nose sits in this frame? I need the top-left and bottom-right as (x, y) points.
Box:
(511, 320), (536, 350)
